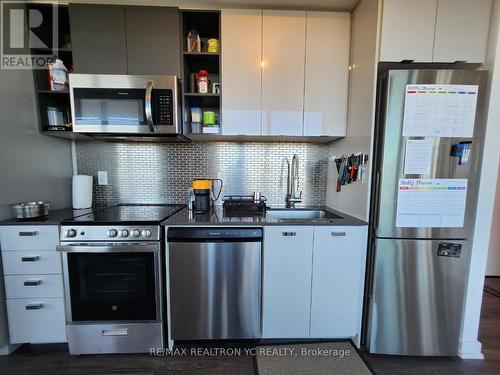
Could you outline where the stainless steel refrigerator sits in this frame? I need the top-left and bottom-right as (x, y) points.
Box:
(366, 69), (489, 356)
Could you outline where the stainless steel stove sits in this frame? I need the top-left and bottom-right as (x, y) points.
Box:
(58, 204), (184, 355)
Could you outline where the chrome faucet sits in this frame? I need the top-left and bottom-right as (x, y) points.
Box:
(286, 154), (302, 208)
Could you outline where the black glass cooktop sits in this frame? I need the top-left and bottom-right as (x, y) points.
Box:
(63, 204), (185, 224)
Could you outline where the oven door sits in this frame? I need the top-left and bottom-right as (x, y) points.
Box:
(69, 74), (179, 134)
(57, 242), (162, 323)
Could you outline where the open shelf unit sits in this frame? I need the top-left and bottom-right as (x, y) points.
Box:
(180, 10), (221, 136)
(29, 4), (77, 139)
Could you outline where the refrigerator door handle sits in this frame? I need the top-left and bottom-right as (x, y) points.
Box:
(373, 170), (381, 232)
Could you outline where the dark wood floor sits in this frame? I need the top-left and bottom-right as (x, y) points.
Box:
(1, 278), (500, 375)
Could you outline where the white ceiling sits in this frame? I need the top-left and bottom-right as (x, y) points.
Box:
(67, 0), (362, 12)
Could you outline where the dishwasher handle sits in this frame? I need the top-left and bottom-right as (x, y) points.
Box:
(167, 227), (263, 242)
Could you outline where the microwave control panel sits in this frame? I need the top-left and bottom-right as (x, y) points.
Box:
(154, 89), (174, 125)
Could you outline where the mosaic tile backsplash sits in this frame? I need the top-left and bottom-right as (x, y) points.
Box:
(76, 141), (331, 207)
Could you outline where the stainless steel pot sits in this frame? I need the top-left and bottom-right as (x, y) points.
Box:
(10, 201), (50, 219)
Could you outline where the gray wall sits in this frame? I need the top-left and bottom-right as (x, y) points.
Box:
(76, 141), (330, 207)
(0, 70), (73, 219)
(0, 68), (73, 350)
(326, 0), (379, 220)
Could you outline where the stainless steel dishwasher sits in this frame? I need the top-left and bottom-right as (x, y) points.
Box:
(167, 227), (262, 340)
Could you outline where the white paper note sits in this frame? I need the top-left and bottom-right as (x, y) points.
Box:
(404, 140), (433, 175)
(402, 84), (478, 138)
(396, 179), (468, 228)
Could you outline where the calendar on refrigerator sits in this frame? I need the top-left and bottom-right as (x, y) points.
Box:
(402, 84), (478, 138)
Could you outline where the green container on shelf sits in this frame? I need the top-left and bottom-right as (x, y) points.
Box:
(203, 111), (216, 125)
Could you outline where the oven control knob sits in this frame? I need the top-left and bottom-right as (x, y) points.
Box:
(119, 229), (129, 237)
(132, 229), (141, 237)
(107, 229), (118, 238)
(66, 229), (77, 238)
(142, 229), (152, 238)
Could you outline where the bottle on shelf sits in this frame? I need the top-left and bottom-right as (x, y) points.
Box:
(207, 38), (219, 53)
(47, 59), (69, 91)
(187, 29), (201, 53)
(197, 70), (209, 94)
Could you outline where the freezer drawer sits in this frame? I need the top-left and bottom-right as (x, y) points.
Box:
(168, 239), (261, 340)
(367, 238), (468, 356)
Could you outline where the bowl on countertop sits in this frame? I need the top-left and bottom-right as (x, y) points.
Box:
(9, 201), (50, 219)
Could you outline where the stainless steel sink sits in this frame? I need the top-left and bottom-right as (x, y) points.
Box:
(266, 209), (342, 220)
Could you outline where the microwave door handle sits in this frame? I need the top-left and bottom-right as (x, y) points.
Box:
(145, 80), (155, 133)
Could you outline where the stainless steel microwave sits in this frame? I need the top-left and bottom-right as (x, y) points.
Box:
(69, 74), (182, 137)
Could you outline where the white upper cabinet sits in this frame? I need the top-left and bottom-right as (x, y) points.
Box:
(220, 9), (350, 138)
(379, 0), (491, 63)
(379, 0), (437, 62)
(221, 9), (263, 135)
(304, 12), (350, 137)
(433, 0), (492, 63)
(262, 10), (306, 136)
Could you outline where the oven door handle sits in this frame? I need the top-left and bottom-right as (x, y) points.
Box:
(145, 80), (155, 133)
(56, 244), (159, 253)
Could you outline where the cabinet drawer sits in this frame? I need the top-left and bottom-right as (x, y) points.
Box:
(2, 251), (62, 275)
(0, 226), (59, 251)
(7, 298), (67, 344)
(5, 274), (64, 298)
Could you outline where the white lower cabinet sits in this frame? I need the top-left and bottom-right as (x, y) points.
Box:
(0, 225), (67, 344)
(5, 274), (64, 299)
(310, 226), (367, 338)
(7, 298), (66, 344)
(262, 226), (313, 338)
(262, 225), (367, 340)
(2, 250), (63, 275)
(0, 226), (59, 251)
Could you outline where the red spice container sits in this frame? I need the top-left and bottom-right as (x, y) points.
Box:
(197, 69), (208, 94)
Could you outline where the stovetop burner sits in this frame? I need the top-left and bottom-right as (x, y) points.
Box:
(62, 204), (186, 225)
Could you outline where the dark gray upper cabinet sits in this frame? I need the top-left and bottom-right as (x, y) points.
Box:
(69, 4), (128, 74)
(125, 6), (180, 76)
(69, 4), (180, 76)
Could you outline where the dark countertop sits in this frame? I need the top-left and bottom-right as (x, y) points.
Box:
(0, 207), (93, 226)
(162, 206), (367, 226)
(1, 205), (368, 227)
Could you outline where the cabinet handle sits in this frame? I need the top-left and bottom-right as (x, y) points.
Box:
(331, 231), (346, 237)
(24, 280), (42, 286)
(25, 303), (43, 310)
(282, 232), (297, 237)
(102, 329), (128, 337)
(19, 231), (38, 237)
(21, 256), (40, 262)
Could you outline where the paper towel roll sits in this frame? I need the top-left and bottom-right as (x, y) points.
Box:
(72, 175), (93, 209)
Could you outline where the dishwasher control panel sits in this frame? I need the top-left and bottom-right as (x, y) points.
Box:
(167, 227), (263, 241)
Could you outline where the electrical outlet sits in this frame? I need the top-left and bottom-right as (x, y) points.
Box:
(97, 171), (108, 185)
